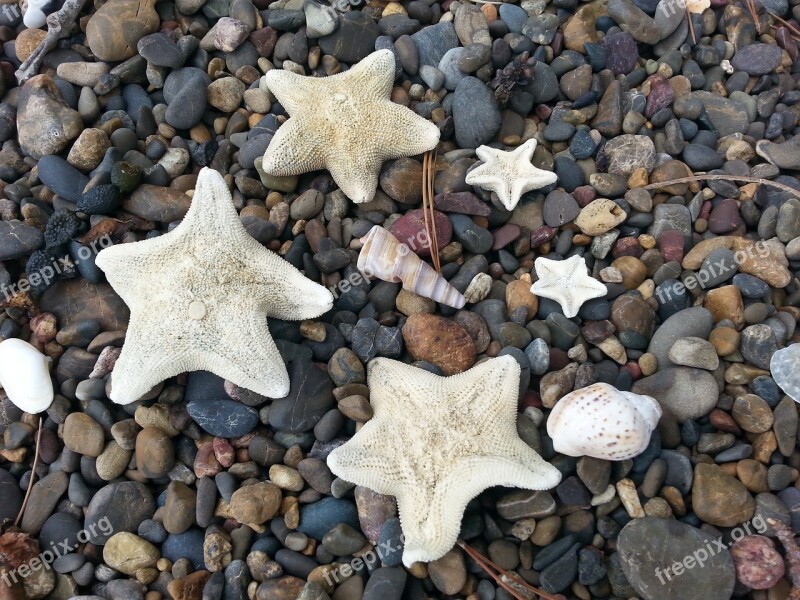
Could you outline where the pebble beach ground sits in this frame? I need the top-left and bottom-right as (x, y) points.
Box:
(0, 0), (799, 598)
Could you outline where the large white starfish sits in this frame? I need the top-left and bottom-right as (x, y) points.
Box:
(531, 255), (607, 318)
(261, 49), (440, 203)
(465, 139), (558, 211)
(327, 356), (562, 566)
(95, 168), (333, 404)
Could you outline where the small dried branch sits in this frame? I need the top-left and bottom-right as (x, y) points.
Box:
(768, 518), (800, 600)
(14, 417), (43, 527)
(686, 6), (697, 44)
(422, 150), (441, 273)
(15, 0), (89, 85)
(458, 541), (564, 600)
(746, 0), (762, 34)
(642, 173), (800, 199)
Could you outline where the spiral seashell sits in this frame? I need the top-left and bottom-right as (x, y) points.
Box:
(546, 382), (662, 461)
(357, 225), (466, 309)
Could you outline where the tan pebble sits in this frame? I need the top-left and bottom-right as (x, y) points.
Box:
(628, 168), (649, 188)
(595, 335), (627, 364)
(189, 124), (211, 143)
(575, 199), (627, 235)
(269, 466), (304, 491)
(396, 289), (436, 316)
(300, 321), (326, 342)
(506, 279), (538, 320)
(705, 285), (745, 329)
(710, 326), (740, 356)
(660, 485), (687, 516)
(611, 256), (647, 290)
(616, 479), (645, 518)
(103, 532), (160, 575)
(15, 28), (47, 62)
(643, 497), (673, 518)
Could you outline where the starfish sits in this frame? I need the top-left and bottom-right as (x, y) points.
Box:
(464, 139), (558, 211)
(261, 49), (440, 204)
(327, 355), (562, 566)
(94, 167), (333, 404)
(531, 255), (607, 318)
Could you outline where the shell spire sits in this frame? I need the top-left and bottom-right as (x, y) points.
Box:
(357, 226), (466, 309)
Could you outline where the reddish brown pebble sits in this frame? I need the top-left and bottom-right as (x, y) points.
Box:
(731, 535), (785, 589)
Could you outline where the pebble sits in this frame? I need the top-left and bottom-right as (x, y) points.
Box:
(692, 463), (755, 526)
(17, 75), (83, 158)
(618, 517), (735, 600)
(731, 535), (785, 589)
(452, 77), (501, 148)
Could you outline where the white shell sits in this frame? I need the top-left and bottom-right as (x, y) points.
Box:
(546, 382), (661, 460)
(357, 225), (466, 309)
(771, 343), (800, 403)
(0, 338), (54, 413)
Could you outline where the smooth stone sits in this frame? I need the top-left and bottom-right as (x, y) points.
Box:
(632, 367), (719, 421)
(618, 517), (735, 600)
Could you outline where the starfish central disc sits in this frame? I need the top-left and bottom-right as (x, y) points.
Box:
(188, 301), (206, 320)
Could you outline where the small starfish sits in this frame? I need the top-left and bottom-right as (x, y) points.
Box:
(261, 49), (440, 203)
(327, 355), (562, 566)
(531, 255), (607, 318)
(465, 139), (558, 211)
(95, 168), (333, 404)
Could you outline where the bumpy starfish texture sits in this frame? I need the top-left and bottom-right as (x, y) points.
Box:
(261, 49), (440, 204)
(95, 167), (333, 404)
(327, 356), (562, 566)
(531, 255), (607, 318)
(464, 139), (558, 211)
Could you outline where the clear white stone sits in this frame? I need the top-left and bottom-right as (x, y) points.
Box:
(0, 338), (54, 413)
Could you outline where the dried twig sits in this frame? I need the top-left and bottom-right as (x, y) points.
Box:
(768, 518), (800, 600)
(15, 0), (89, 84)
(686, 6), (697, 44)
(422, 151), (441, 273)
(14, 417), (43, 527)
(458, 541), (563, 600)
(771, 14), (800, 41)
(642, 173), (800, 199)
(746, 0), (762, 34)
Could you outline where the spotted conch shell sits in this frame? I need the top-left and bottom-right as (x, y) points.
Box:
(357, 225), (466, 309)
(546, 382), (662, 461)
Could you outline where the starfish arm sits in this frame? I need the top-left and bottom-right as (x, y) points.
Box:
(108, 315), (194, 404)
(327, 420), (408, 495)
(261, 118), (326, 177)
(511, 138), (538, 161)
(326, 151), (384, 204)
(367, 358), (441, 412)
(257, 253), (334, 320)
(263, 69), (323, 115)
(351, 48), (396, 100)
(194, 297), (292, 398)
(399, 452), (562, 566)
(379, 102), (441, 160)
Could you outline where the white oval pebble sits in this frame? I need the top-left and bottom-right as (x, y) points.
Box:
(0, 338), (54, 413)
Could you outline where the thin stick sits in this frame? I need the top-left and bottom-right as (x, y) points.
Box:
(15, 0), (89, 84)
(686, 6), (697, 44)
(428, 151), (441, 272)
(458, 541), (563, 600)
(747, 0), (762, 34)
(422, 151), (441, 273)
(14, 417), (43, 527)
(642, 173), (800, 199)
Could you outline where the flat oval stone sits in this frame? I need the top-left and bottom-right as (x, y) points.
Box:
(187, 397), (259, 437)
(731, 43), (782, 76)
(618, 517), (735, 600)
